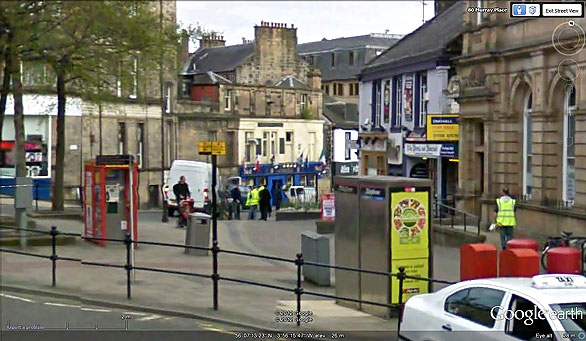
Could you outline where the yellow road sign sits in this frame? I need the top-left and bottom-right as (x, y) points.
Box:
(199, 141), (225, 155)
(211, 141), (226, 155)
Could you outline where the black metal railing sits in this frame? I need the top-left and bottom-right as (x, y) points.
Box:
(434, 200), (481, 236)
(0, 224), (456, 332)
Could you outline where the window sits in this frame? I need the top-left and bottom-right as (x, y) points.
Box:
(270, 132), (276, 156)
(262, 132), (268, 157)
(349, 83), (359, 96)
(355, 83), (359, 96)
(137, 123), (144, 168)
(118, 122), (126, 154)
(375, 81), (381, 127)
(344, 132), (351, 160)
(166, 121), (173, 165)
(338, 83), (344, 96)
(349, 51), (354, 65)
(181, 80), (189, 99)
(249, 90), (255, 113)
(505, 295), (554, 339)
(444, 287), (505, 328)
(300, 94), (308, 111)
(130, 56), (138, 99)
(279, 138), (285, 154)
(224, 89), (232, 111)
(419, 73), (428, 128)
(349, 85), (353, 96)
(395, 76), (403, 127)
(523, 92), (533, 199)
(563, 85), (576, 206)
(384, 80), (390, 124)
(286, 131), (293, 142)
(333, 84), (337, 96)
(245, 131), (254, 162)
(165, 83), (172, 113)
(208, 131), (217, 141)
(331, 53), (335, 67)
(324, 85), (329, 95)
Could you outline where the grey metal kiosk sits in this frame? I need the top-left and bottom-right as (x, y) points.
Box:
(185, 212), (211, 256)
(334, 175), (433, 318)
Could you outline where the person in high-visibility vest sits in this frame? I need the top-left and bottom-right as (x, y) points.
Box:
(495, 188), (517, 249)
(247, 185), (260, 220)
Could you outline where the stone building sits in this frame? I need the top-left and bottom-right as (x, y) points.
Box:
(455, 0), (586, 236)
(178, 22), (325, 188)
(1, 1), (178, 208)
(298, 34), (402, 104)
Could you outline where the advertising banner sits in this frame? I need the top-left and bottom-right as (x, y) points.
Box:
(390, 191), (430, 260)
(390, 257), (429, 304)
(321, 193), (335, 221)
(427, 115), (459, 141)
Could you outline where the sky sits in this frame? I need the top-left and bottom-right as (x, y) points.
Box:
(176, 1), (436, 50)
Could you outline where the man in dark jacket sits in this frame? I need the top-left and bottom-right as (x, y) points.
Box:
(273, 182), (282, 211)
(258, 184), (271, 221)
(230, 185), (241, 220)
(173, 176), (190, 227)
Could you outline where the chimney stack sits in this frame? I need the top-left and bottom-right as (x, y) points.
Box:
(199, 33), (226, 49)
(180, 29), (190, 66)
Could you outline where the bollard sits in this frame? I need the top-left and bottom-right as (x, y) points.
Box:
(212, 240), (219, 310)
(50, 226), (58, 287)
(125, 232), (132, 299)
(397, 266), (406, 334)
(295, 253), (304, 327)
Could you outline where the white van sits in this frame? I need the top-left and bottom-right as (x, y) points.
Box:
(163, 160), (220, 216)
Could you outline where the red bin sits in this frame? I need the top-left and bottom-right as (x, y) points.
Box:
(547, 247), (581, 274)
(507, 239), (539, 251)
(460, 243), (498, 281)
(499, 249), (540, 277)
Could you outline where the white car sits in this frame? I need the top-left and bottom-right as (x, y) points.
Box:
(400, 274), (586, 341)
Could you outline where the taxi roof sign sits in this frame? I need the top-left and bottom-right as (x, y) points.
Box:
(531, 274), (586, 289)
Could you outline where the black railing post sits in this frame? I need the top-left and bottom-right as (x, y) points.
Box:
(464, 214), (467, 232)
(397, 266), (406, 334)
(295, 253), (304, 327)
(50, 226), (58, 287)
(451, 208), (454, 228)
(124, 232), (132, 299)
(212, 240), (219, 310)
(477, 217), (481, 235)
(35, 182), (39, 212)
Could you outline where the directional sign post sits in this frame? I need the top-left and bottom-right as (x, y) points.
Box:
(198, 141), (225, 310)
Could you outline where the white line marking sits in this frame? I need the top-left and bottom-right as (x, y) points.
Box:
(136, 314), (161, 321)
(201, 326), (233, 335)
(0, 293), (35, 303)
(43, 302), (81, 308)
(122, 311), (148, 316)
(81, 307), (111, 312)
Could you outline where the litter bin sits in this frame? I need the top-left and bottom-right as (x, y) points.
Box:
(185, 212), (211, 256)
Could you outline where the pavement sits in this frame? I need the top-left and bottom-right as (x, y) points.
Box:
(3, 200), (521, 338)
(1, 210), (421, 337)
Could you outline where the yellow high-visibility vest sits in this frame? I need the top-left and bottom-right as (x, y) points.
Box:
(496, 197), (516, 227)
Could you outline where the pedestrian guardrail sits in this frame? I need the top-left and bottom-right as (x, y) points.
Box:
(0, 224), (456, 333)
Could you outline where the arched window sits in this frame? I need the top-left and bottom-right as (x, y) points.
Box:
(563, 85), (576, 206)
(522, 92), (533, 198)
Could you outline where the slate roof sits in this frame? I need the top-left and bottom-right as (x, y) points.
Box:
(323, 95), (359, 129)
(361, 1), (465, 75)
(298, 34), (402, 54)
(181, 43), (254, 75)
(298, 34), (402, 82)
(191, 71), (233, 85)
(274, 75), (310, 89)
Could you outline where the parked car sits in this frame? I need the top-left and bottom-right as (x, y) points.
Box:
(163, 160), (220, 217)
(285, 186), (317, 204)
(399, 274), (586, 341)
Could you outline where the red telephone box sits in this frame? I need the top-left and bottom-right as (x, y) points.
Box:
(83, 155), (138, 247)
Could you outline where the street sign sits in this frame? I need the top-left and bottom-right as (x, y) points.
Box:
(199, 141), (226, 155)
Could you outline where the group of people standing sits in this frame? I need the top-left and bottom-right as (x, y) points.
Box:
(229, 182), (282, 221)
(246, 183), (281, 221)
